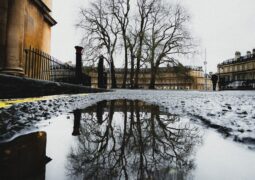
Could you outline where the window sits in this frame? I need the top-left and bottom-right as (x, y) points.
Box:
(235, 66), (238, 71)
(239, 65), (242, 71)
(247, 63), (251, 70)
(243, 64), (246, 70)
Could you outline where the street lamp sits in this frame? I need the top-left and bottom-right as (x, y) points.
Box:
(218, 65), (223, 91)
(203, 49), (208, 91)
(204, 60), (207, 91)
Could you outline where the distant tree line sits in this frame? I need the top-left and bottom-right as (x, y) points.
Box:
(77, 0), (193, 89)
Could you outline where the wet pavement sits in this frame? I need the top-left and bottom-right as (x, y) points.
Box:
(1, 99), (255, 180)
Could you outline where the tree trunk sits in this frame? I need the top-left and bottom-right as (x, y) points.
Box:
(134, 48), (141, 88)
(149, 67), (156, 89)
(110, 60), (117, 88)
(134, 62), (140, 88)
(122, 37), (128, 88)
(130, 52), (135, 89)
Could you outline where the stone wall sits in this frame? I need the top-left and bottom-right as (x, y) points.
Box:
(0, 74), (108, 99)
(24, 0), (53, 54)
(0, 0), (56, 76)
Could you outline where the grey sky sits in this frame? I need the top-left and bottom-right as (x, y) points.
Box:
(51, 0), (255, 73)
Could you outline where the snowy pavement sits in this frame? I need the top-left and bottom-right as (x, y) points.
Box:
(1, 90), (255, 145)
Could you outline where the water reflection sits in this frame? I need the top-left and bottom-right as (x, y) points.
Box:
(67, 100), (201, 179)
(0, 131), (51, 180)
(72, 110), (82, 136)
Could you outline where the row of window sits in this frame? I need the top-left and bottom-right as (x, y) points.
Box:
(155, 85), (205, 90)
(92, 78), (207, 85)
(220, 61), (255, 73)
(115, 79), (192, 84)
(221, 72), (255, 81)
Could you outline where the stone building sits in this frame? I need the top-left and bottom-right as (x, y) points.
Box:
(217, 49), (255, 90)
(0, 0), (56, 76)
(86, 66), (211, 90)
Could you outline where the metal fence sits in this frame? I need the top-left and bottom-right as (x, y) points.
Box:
(24, 47), (91, 85)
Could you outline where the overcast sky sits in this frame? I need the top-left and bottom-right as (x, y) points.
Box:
(51, 0), (255, 73)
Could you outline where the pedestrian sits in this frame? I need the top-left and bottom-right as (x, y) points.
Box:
(211, 74), (218, 91)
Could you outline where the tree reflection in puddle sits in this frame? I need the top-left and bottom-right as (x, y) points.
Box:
(66, 100), (201, 179)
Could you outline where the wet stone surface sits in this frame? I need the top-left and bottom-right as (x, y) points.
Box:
(1, 90), (255, 145)
(0, 100), (200, 179)
(1, 99), (255, 180)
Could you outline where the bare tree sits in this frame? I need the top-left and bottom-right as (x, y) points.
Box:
(78, 0), (193, 89)
(133, 0), (156, 88)
(110, 0), (131, 88)
(78, 0), (120, 88)
(144, 1), (193, 89)
(127, 32), (138, 88)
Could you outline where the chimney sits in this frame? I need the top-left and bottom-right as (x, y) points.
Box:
(247, 51), (251, 57)
(235, 51), (241, 60)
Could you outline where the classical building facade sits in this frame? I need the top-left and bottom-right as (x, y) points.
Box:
(217, 49), (255, 90)
(0, 0), (56, 76)
(86, 66), (211, 90)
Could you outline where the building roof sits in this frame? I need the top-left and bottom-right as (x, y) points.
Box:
(218, 52), (255, 67)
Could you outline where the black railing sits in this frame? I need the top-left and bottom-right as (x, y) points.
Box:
(219, 53), (255, 66)
(24, 47), (91, 85)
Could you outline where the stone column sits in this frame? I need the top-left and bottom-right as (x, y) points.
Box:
(0, 0), (8, 70)
(0, 0), (25, 76)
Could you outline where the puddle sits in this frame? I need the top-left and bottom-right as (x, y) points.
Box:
(1, 100), (255, 180)
(194, 130), (255, 180)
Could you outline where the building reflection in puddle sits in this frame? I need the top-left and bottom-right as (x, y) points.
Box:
(0, 131), (51, 180)
(67, 100), (201, 179)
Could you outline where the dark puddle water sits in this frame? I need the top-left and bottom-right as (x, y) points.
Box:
(1, 100), (255, 180)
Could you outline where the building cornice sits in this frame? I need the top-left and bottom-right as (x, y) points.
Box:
(43, 13), (57, 26)
(33, 0), (51, 13)
(31, 0), (57, 26)
(219, 55), (255, 67)
(218, 69), (255, 75)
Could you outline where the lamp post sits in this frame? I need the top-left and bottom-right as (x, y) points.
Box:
(99, 55), (111, 89)
(204, 49), (207, 91)
(98, 55), (104, 89)
(204, 60), (207, 91)
(131, 54), (135, 88)
(218, 65), (223, 91)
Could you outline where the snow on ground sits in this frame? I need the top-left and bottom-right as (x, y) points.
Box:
(0, 90), (255, 145)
